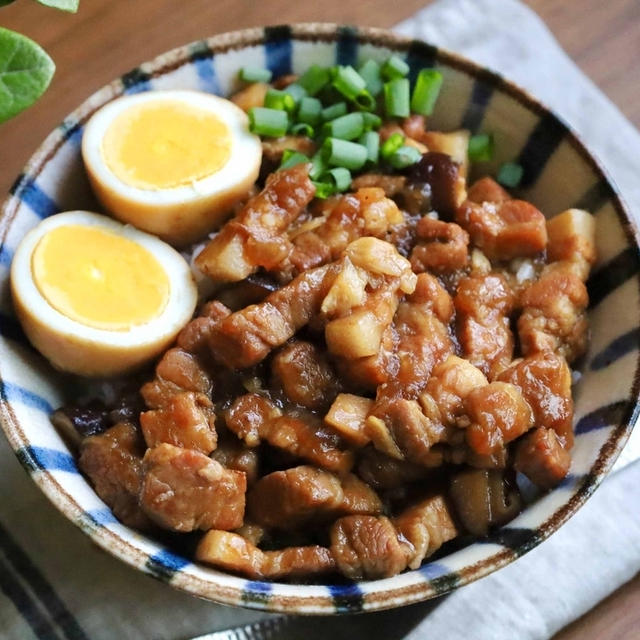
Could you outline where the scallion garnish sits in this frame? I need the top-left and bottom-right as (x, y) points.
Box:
(283, 83), (307, 102)
(297, 96), (322, 125)
(380, 132), (405, 159)
(325, 167), (352, 192)
(359, 130), (380, 165)
(332, 65), (367, 101)
(358, 59), (383, 96)
(362, 112), (382, 131)
(497, 162), (524, 188)
(381, 55), (410, 80)
(280, 149), (310, 170)
(389, 145), (422, 169)
(321, 102), (348, 122)
(322, 112), (364, 141)
(239, 66), (272, 83)
(322, 137), (368, 170)
(264, 88), (296, 113)
(468, 133), (494, 162)
(410, 69), (443, 116)
(248, 107), (288, 137)
(297, 64), (331, 96)
(312, 180), (336, 199)
(384, 77), (410, 118)
(291, 122), (315, 137)
(310, 152), (327, 180)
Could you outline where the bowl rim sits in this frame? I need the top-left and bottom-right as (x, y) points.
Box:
(1, 21), (639, 615)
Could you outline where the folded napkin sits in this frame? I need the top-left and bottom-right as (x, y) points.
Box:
(1, 1), (639, 639)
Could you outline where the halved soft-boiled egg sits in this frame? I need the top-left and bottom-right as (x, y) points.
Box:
(82, 90), (262, 246)
(11, 211), (197, 377)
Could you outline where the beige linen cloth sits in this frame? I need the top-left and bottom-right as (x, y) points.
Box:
(1, 0), (639, 638)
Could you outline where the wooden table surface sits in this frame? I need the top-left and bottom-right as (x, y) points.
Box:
(1, 1), (639, 638)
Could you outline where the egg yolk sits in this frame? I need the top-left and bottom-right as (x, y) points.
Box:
(101, 99), (232, 190)
(31, 225), (170, 331)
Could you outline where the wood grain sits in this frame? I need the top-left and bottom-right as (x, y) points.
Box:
(1, 2), (639, 638)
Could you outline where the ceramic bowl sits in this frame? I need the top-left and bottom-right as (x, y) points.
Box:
(1, 23), (638, 614)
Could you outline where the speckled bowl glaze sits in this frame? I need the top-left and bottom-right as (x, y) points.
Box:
(1, 23), (638, 614)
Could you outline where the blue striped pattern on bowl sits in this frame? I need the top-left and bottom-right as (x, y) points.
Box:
(0, 23), (638, 614)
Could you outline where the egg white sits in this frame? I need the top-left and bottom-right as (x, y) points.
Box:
(82, 90), (262, 246)
(11, 211), (198, 377)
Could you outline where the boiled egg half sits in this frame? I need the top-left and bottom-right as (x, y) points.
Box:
(82, 90), (262, 246)
(11, 211), (197, 377)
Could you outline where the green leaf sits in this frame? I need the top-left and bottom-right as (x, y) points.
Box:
(35, 0), (79, 12)
(0, 1), (19, 6)
(0, 27), (55, 123)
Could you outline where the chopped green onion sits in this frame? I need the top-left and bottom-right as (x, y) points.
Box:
(321, 101), (348, 121)
(411, 69), (443, 116)
(497, 162), (524, 188)
(353, 90), (376, 111)
(332, 65), (367, 101)
(264, 88), (296, 113)
(380, 132), (405, 159)
(381, 55), (410, 80)
(310, 151), (327, 180)
(283, 83), (307, 102)
(359, 131), (380, 165)
(298, 64), (331, 96)
(239, 66), (272, 83)
(280, 149), (310, 170)
(322, 112), (364, 141)
(324, 167), (352, 192)
(468, 133), (494, 162)
(291, 122), (315, 137)
(389, 145), (422, 169)
(321, 137), (368, 170)
(384, 78), (410, 118)
(358, 59), (383, 96)
(248, 107), (289, 137)
(362, 112), (382, 131)
(297, 96), (322, 125)
(312, 180), (336, 199)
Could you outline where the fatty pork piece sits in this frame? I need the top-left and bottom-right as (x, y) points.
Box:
(514, 427), (571, 489)
(464, 382), (534, 456)
(546, 208), (596, 281)
(497, 351), (574, 448)
(277, 187), (405, 279)
(177, 300), (231, 355)
(208, 261), (338, 369)
(393, 494), (459, 569)
(449, 469), (522, 536)
(196, 530), (335, 580)
(225, 393), (354, 472)
(271, 341), (340, 410)
(365, 355), (488, 466)
(140, 444), (245, 532)
(325, 238), (417, 390)
(454, 273), (516, 379)
(141, 347), (213, 409)
(324, 393), (373, 447)
(389, 272), (454, 398)
(517, 261), (589, 363)
(195, 163), (315, 283)
(140, 391), (217, 455)
(466, 176), (511, 205)
(323, 238), (417, 360)
(410, 216), (470, 274)
(210, 433), (260, 485)
(79, 422), (150, 530)
(456, 197), (547, 261)
(330, 515), (412, 580)
(247, 465), (381, 529)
